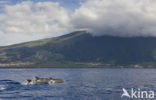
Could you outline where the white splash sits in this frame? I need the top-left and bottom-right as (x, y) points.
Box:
(48, 80), (55, 85)
(21, 80), (35, 85)
(0, 85), (6, 90)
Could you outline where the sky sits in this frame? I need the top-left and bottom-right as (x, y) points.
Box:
(0, 0), (156, 46)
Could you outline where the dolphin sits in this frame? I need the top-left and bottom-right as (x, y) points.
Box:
(27, 77), (64, 85)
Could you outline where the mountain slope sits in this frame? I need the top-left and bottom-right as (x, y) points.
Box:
(1, 31), (156, 67)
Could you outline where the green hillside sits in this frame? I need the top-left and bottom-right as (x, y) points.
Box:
(1, 31), (156, 68)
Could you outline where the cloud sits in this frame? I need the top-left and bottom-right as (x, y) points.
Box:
(1, 0), (156, 46)
(0, 1), (72, 45)
(0, 31), (53, 46)
(71, 0), (156, 37)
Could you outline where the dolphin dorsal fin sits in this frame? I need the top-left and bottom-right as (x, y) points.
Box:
(35, 76), (40, 80)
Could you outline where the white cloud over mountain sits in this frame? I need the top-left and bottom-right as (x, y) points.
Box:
(1, 0), (156, 45)
(72, 0), (156, 37)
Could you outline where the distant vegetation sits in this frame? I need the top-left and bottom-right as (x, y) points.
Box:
(1, 31), (156, 68)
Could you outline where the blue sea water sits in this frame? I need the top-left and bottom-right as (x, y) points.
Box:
(0, 68), (156, 100)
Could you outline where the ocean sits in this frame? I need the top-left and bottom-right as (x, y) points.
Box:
(0, 68), (156, 100)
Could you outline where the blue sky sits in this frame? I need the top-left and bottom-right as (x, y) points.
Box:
(0, 0), (86, 10)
